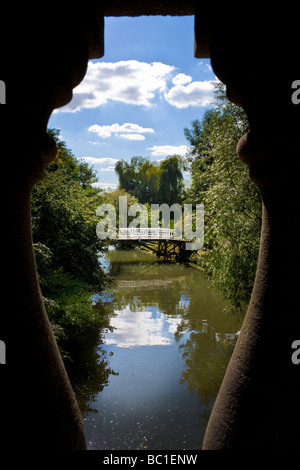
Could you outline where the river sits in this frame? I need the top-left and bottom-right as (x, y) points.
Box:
(71, 248), (245, 450)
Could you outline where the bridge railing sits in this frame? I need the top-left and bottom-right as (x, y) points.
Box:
(118, 227), (175, 240)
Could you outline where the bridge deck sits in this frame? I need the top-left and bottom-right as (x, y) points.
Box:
(117, 237), (188, 242)
(117, 228), (189, 242)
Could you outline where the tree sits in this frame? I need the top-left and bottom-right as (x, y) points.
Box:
(47, 129), (98, 189)
(184, 111), (215, 204)
(115, 159), (138, 194)
(185, 83), (262, 308)
(115, 156), (159, 203)
(32, 169), (104, 285)
(115, 155), (184, 205)
(103, 188), (139, 228)
(159, 155), (185, 205)
(31, 129), (107, 358)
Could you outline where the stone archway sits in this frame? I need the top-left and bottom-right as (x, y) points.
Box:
(1, 2), (300, 450)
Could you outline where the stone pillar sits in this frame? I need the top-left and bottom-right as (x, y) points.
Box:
(196, 11), (300, 448)
(0, 4), (103, 450)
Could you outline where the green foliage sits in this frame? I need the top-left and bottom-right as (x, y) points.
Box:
(159, 155), (185, 205)
(184, 111), (215, 204)
(115, 154), (185, 205)
(31, 129), (108, 359)
(102, 188), (140, 229)
(47, 129), (98, 189)
(185, 83), (262, 308)
(32, 168), (104, 285)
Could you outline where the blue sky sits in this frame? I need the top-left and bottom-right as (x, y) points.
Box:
(48, 15), (216, 190)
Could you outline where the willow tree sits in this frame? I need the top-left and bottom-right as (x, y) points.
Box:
(159, 155), (185, 205)
(115, 155), (184, 205)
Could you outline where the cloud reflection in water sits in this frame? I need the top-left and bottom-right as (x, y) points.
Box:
(104, 306), (182, 348)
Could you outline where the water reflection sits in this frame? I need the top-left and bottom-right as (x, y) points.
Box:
(71, 249), (245, 450)
(105, 307), (181, 348)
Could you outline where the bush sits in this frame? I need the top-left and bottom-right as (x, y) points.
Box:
(31, 129), (108, 360)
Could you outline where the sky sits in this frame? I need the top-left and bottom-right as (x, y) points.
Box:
(48, 15), (216, 191)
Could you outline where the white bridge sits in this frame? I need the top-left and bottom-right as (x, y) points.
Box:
(116, 227), (194, 260)
(118, 227), (175, 240)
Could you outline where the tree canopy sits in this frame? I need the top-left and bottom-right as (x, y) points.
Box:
(31, 129), (108, 359)
(115, 154), (185, 205)
(184, 83), (262, 308)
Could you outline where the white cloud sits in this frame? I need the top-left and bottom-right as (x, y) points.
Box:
(148, 145), (189, 157)
(100, 166), (116, 172)
(59, 60), (175, 112)
(118, 123), (154, 134)
(164, 80), (215, 108)
(79, 157), (119, 165)
(104, 306), (181, 348)
(88, 122), (154, 139)
(88, 141), (105, 145)
(119, 133), (145, 141)
(172, 73), (192, 86)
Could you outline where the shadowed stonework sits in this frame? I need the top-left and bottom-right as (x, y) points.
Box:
(1, 2), (300, 450)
